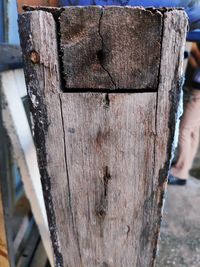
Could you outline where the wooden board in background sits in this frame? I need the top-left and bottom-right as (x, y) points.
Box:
(1, 69), (54, 267)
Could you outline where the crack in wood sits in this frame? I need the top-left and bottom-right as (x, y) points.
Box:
(126, 225), (130, 239)
(103, 93), (110, 108)
(59, 95), (83, 265)
(98, 8), (117, 89)
(95, 166), (111, 222)
(103, 166), (111, 198)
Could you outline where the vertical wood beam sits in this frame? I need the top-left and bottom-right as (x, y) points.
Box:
(19, 7), (187, 267)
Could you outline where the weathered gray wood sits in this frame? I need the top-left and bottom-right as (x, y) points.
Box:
(58, 92), (157, 267)
(19, 7), (187, 267)
(136, 10), (188, 267)
(60, 7), (163, 90)
(18, 10), (60, 267)
(151, 13), (187, 267)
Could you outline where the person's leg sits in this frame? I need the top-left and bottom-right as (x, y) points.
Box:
(169, 89), (200, 184)
(171, 125), (199, 179)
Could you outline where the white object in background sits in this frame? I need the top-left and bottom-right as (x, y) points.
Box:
(1, 69), (54, 267)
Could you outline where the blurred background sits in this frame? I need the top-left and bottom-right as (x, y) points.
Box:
(0, 1), (200, 267)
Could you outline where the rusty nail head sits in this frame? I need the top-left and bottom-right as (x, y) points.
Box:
(30, 50), (40, 64)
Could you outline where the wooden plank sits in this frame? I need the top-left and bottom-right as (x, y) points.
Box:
(135, 10), (188, 267)
(14, 216), (30, 254)
(18, 10), (62, 266)
(0, 81), (15, 267)
(16, 222), (40, 267)
(30, 240), (48, 267)
(18, 7), (187, 267)
(56, 92), (157, 266)
(60, 7), (163, 90)
(1, 69), (54, 267)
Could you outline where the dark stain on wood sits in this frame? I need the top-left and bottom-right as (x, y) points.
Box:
(95, 166), (111, 220)
(60, 6), (163, 90)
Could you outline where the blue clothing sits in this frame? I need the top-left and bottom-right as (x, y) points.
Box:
(60, 0), (200, 31)
(191, 68), (200, 89)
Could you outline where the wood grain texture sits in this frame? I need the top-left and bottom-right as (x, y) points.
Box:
(18, 10), (61, 267)
(151, 12), (188, 267)
(60, 7), (163, 90)
(19, 7), (187, 267)
(57, 92), (156, 267)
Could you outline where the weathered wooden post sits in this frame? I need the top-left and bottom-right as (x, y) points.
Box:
(19, 6), (187, 267)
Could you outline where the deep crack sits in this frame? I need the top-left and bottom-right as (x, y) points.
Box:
(98, 8), (117, 89)
(59, 95), (83, 265)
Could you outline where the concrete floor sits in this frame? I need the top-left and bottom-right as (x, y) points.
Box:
(156, 177), (200, 267)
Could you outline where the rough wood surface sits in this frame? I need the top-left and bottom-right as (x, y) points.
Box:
(60, 7), (163, 90)
(57, 92), (156, 267)
(19, 7), (187, 267)
(19, 10), (61, 266)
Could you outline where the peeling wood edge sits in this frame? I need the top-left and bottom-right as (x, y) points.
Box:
(150, 11), (187, 267)
(22, 5), (184, 13)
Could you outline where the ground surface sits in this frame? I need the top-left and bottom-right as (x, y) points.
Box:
(156, 177), (200, 267)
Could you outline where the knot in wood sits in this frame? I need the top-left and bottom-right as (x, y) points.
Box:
(30, 50), (40, 64)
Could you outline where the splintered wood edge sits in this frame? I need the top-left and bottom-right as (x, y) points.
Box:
(150, 9), (187, 266)
(19, 10), (63, 267)
(22, 5), (64, 19)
